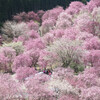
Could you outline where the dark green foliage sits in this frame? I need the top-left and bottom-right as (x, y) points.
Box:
(0, 0), (86, 23)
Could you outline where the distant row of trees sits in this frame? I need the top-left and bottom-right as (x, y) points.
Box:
(0, 0), (86, 23)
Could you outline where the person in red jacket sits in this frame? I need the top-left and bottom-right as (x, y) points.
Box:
(43, 69), (52, 75)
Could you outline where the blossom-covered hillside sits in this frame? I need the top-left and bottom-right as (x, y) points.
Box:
(0, 0), (100, 100)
